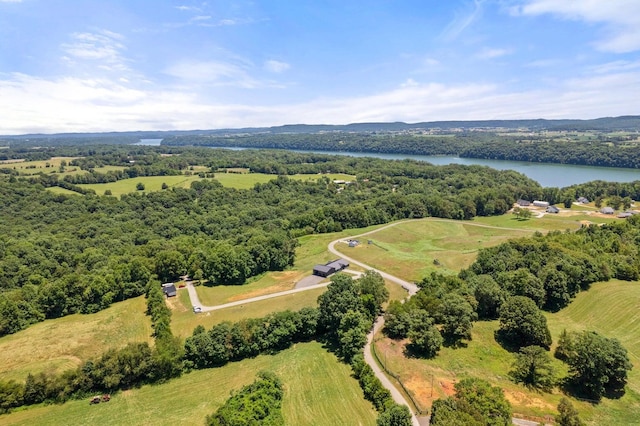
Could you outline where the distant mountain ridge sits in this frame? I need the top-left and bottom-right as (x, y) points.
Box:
(2, 115), (640, 140)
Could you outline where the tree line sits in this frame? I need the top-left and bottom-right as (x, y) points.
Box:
(0, 147), (539, 336)
(384, 216), (638, 402)
(162, 131), (640, 169)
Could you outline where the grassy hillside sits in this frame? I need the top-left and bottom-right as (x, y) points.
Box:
(340, 219), (538, 282)
(0, 297), (152, 382)
(375, 280), (640, 424)
(1, 342), (377, 426)
(78, 175), (205, 196)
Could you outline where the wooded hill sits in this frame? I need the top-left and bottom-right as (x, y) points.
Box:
(0, 147), (540, 337)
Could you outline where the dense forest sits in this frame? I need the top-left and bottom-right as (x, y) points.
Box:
(0, 146), (543, 337)
(161, 131), (640, 169)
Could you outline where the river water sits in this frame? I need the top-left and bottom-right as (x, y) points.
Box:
(136, 139), (640, 187)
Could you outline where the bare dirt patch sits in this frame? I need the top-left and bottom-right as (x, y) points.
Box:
(504, 389), (554, 411)
(165, 295), (187, 312)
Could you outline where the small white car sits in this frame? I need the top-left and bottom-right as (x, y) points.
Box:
(193, 306), (202, 313)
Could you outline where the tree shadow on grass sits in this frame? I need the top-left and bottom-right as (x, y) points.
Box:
(442, 336), (468, 349)
(493, 329), (523, 353)
(403, 343), (439, 360)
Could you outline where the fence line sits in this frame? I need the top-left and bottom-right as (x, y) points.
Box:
(371, 337), (429, 416)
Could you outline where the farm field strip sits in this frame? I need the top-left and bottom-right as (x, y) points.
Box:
(0, 297), (152, 382)
(0, 342), (377, 426)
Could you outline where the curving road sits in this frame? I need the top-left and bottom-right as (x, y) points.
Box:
(183, 218), (547, 425)
(329, 219), (552, 426)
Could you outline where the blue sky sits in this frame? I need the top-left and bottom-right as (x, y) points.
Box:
(1, 0), (639, 134)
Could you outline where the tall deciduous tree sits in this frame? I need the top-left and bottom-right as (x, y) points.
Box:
(558, 330), (632, 400)
(317, 274), (362, 334)
(509, 345), (556, 391)
(497, 296), (552, 349)
(439, 293), (476, 344)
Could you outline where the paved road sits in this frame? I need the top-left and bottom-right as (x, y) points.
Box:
(328, 218), (552, 426)
(182, 218), (548, 425)
(186, 280), (330, 312)
(186, 269), (362, 312)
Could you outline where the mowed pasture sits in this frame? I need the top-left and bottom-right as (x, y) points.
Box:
(1, 342), (377, 426)
(169, 286), (326, 338)
(78, 175), (206, 196)
(341, 218), (539, 282)
(375, 280), (640, 425)
(0, 297), (152, 382)
(73, 172), (356, 195)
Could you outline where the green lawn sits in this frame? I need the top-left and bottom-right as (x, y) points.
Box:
(79, 175), (206, 196)
(211, 172), (357, 190)
(0, 297), (152, 382)
(375, 279), (640, 425)
(170, 286), (326, 338)
(334, 218), (539, 282)
(1, 342), (377, 426)
(45, 186), (81, 196)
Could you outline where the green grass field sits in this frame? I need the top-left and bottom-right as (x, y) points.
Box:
(335, 218), (539, 282)
(72, 172), (357, 196)
(79, 175), (206, 196)
(45, 186), (81, 196)
(211, 172), (356, 190)
(0, 342), (377, 426)
(0, 297), (152, 382)
(0, 157), (78, 175)
(375, 279), (640, 425)
(170, 286), (326, 338)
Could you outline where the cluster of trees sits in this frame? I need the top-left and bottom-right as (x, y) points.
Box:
(184, 308), (319, 369)
(206, 371), (284, 426)
(430, 378), (512, 425)
(384, 274), (477, 356)
(556, 330), (632, 400)
(145, 280), (183, 381)
(467, 217), (640, 312)
(350, 354), (412, 426)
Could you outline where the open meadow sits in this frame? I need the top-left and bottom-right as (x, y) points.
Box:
(373, 279), (640, 425)
(340, 218), (541, 282)
(0, 297), (152, 382)
(76, 171), (357, 195)
(0, 342), (377, 426)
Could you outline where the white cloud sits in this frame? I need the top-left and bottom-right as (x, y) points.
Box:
(61, 30), (129, 71)
(476, 47), (512, 59)
(0, 0), (23, 3)
(176, 5), (200, 12)
(515, 0), (640, 53)
(164, 60), (261, 88)
(1, 65), (639, 134)
(441, 0), (486, 41)
(264, 60), (290, 73)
